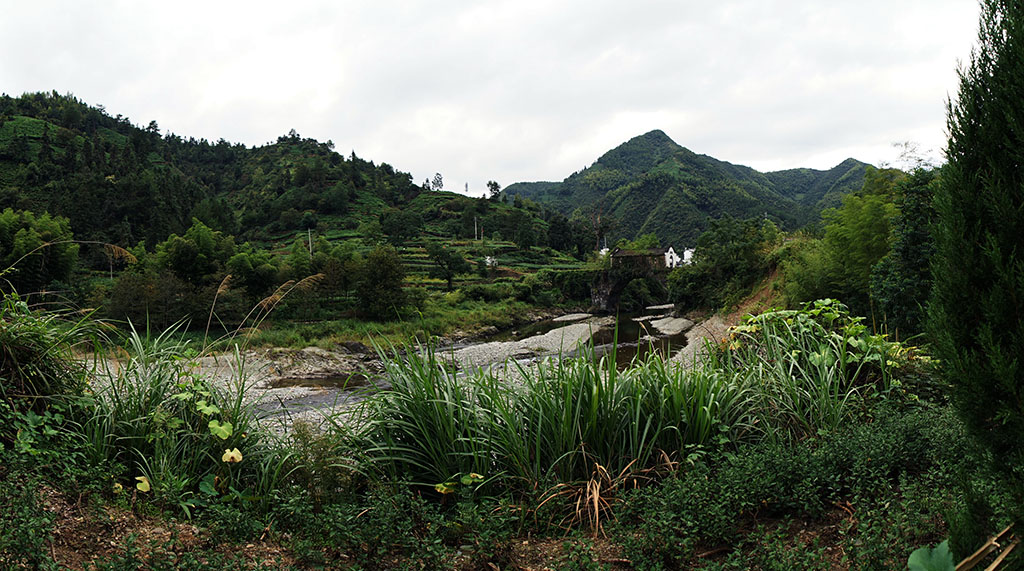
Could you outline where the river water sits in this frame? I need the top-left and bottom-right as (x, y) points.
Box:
(484, 309), (690, 369)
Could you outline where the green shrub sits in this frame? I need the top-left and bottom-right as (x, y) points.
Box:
(705, 299), (912, 443)
(615, 406), (973, 568)
(460, 282), (515, 302)
(0, 469), (57, 570)
(197, 501), (268, 543)
(281, 420), (358, 510)
(273, 483), (453, 570)
(704, 524), (835, 570)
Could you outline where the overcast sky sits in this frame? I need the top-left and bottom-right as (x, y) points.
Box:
(2, 1), (979, 196)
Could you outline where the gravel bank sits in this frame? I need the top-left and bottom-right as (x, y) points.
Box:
(671, 315), (732, 367)
(447, 316), (615, 371)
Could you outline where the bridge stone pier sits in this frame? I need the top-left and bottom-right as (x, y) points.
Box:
(588, 247), (679, 313)
(590, 267), (669, 313)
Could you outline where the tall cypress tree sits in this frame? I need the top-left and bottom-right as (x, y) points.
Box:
(931, 0), (1024, 506)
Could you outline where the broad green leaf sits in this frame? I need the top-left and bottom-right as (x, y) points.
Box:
(435, 482), (457, 494)
(208, 419), (233, 439)
(907, 540), (954, 571)
(196, 400), (221, 415)
(135, 476), (151, 492)
(199, 474), (218, 495)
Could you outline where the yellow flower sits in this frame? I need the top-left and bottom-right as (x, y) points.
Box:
(222, 448), (243, 463)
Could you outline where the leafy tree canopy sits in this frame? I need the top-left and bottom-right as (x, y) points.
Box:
(0, 207), (77, 293)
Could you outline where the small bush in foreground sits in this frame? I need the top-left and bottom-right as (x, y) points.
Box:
(78, 324), (293, 517)
(0, 468), (57, 570)
(706, 299), (917, 443)
(0, 293), (94, 417)
(615, 405), (976, 568)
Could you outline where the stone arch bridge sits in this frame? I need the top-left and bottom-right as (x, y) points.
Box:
(590, 248), (676, 313)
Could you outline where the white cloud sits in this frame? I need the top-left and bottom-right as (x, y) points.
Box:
(0, 0), (979, 192)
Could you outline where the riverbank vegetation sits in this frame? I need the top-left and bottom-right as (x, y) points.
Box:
(4, 290), (1011, 569)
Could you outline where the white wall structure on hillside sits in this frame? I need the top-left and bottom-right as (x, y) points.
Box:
(664, 246), (682, 268)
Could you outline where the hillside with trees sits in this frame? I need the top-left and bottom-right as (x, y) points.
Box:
(0, 92), (427, 247)
(504, 129), (868, 248)
(0, 92), (605, 341)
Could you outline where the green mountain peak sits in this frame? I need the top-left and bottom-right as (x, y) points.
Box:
(506, 131), (869, 247)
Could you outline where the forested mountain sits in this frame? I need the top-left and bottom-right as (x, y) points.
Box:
(504, 130), (868, 247)
(0, 92), (423, 249)
(1, 91), (597, 328)
(765, 157), (870, 213)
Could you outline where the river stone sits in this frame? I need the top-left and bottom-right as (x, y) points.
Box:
(552, 313), (592, 322)
(649, 316), (695, 336)
(261, 347), (367, 380)
(337, 341), (373, 354)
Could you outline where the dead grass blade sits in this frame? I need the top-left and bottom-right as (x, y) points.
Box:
(103, 244), (137, 264)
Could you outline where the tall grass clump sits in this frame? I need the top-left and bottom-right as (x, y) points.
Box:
(503, 347), (647, 485)
(359, 300), (918, 494)
(629, 354), (754, 454)
(0, 292), (102, 470)
(0, 292), (95, 412)
(80, 323), (291, 513)
(490, 347), (753, 487)
(361, 344), (493, 485)
(359, 343), (754, 496)
(706, 299), (900, 443)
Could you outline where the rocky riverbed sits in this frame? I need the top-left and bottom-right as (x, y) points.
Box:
(177, 307), (725, 433)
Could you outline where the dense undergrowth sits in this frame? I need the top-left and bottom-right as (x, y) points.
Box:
(0, 293), (1017, 569)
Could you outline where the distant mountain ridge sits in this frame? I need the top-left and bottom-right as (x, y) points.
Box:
(505, 130), (869, 247)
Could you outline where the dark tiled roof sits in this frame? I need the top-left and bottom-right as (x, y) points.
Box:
(610, 247), (668, 257)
